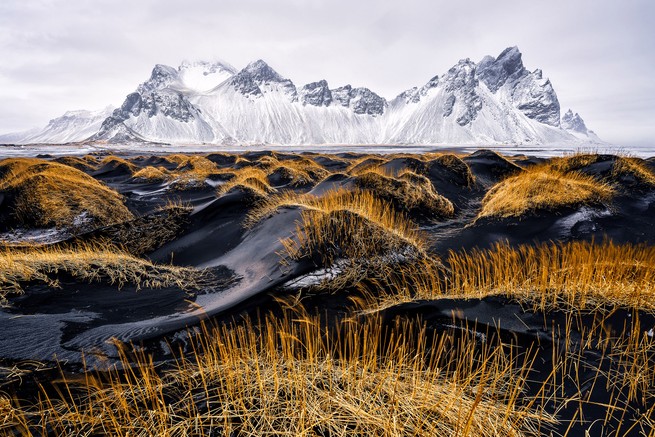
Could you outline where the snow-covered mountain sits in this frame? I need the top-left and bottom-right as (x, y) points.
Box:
(1, 48), (603, 146)
(0, 106), (115, 144)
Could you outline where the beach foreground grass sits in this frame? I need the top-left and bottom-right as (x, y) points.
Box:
(0, 150), (654, 436)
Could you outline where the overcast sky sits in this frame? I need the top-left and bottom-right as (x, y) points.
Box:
(1, 0), (653, 147)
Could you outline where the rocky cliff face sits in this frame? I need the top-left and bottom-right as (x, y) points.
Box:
(477, 47), (561, 127)
(299, 80), (332, 107)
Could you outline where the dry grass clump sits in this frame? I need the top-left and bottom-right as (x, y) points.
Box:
(0, 397), (29, 433)
(446, 240), (655, 311)
(248, 188), (426, 272)
(162, 154), (219, 188)
(431, 154), (477, 187)
(610, 156), (655, 188)
(99, 156), (138, 173)
(0, 242), (200, 305)
(550, 153), (655, 190)
(53, 156), (98, 172)
(353, 240), (655, 314)
(130, 155), (221, 188)
(132, 165), (169, 182)
(549, 153), (603, 174)
(278, 190), (427, 269)
(233, 155), (253, 168)
(478, 166), (613, 220)
(0, 158), (134, 229)
(346, 155), (388, 175)
(354, 169), (454, 219)
(75, 204), (192, 256)
(217, 166), (276, 197)
(3, 315), (551, 436)
(270, 158), (329, 187)
(250, 154), (330, 187)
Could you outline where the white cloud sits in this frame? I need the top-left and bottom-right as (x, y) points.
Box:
(0, 0), (653, 147)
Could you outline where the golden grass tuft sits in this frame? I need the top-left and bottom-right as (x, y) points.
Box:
(0, 242), (201, 305)
(3, 315), (552, 436)
(99, 156), (138, 173)
(132, 165), (169, 182)
(275, 190), (427, 269)
(269, 158), (330, 186)
(346, 155), (388, 175)
(249, 188), (428, 290)
(53, 156), (98, 172)
(162, 154), (220, 188)
(431, 154), (477, 187)
(550, 153), (655, 189)
(0, 158), (134, 229)
(77, 203), (193, 256)
(352, 240), (655, 314)
(217, 166), (276, 197)
(446, 240), (655, 311)
(478, 166), (613, 219)
(611, 156), (655, 187)
(548, 153), (603, 174)
(249, 154), (331, 187)
(354, 169), (455, 219)
(128, 154), (223, 188)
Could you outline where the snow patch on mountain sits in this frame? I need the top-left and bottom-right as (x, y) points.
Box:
(178, 60), (236, 92)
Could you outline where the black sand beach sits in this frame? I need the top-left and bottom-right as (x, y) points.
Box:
(1, 149), (654, 436)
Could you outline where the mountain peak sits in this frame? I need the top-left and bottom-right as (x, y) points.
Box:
(561, 109), (589, 133)
(243, 59), (284, 82)
(137, 64), (178, 94)
(228, 59), (296, 99)
(496, 46), (524, 75)
(498, 46), (521, 59)
(477, 46), (526, 93)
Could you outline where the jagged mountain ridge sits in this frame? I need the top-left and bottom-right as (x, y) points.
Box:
(1, 47), (601, 145)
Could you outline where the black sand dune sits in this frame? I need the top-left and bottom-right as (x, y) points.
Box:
(1, 150), (654, 362)
(1, 149), (655, 435)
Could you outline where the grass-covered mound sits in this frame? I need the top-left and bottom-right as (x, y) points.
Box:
(280, 189), (427, 266)
(0, 242), (200, 306)
(53, 155), (98, 172)
(131, 165), (169, 182)
(0, 158), (133, 229)
(354, 169), (454, 219)
(96, 156), (138, 176)
(350, 240), (655, 314)
(550, 153), (655, 191)
(164, 154), (220, 188)
(74, 203), (193, 256)
(265, 158), (329, 187)
(130, 154), (221, 189)
(477, 165), (613, 220)
(248, 188), (427, 289)
(217, 166), (277, 198)
(426, 154), (477, 188)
